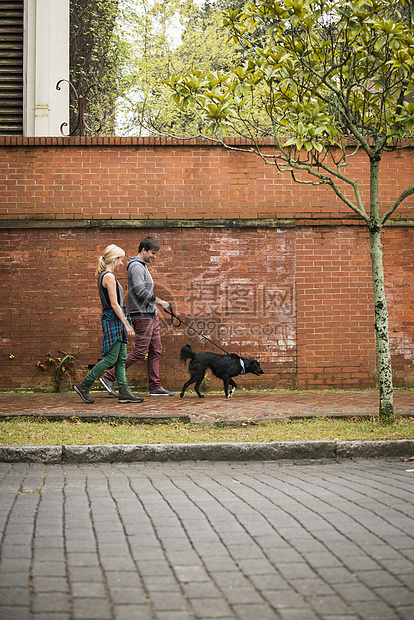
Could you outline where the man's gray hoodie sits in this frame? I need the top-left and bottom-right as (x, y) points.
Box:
(127, 256), (156, 318)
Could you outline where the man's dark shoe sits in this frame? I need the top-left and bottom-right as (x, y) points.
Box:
(74, 379), (94, 404)
(149, 387), (176, 396)
(118, 386), (144, 404)
(100, 376), (118, 398)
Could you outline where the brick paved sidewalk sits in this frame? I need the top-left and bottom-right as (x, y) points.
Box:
(0, 389), (413, 425)
(1, 459), (413, 620)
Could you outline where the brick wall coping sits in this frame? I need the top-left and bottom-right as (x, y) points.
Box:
(1, 218), (413, 229)
(1, 136), (413, 150)
(0, 136), (274, 147)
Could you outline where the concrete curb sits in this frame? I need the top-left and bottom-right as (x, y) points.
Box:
(0, 439), (413, 463)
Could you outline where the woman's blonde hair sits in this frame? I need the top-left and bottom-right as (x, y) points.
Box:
(96, 244), (125, 277)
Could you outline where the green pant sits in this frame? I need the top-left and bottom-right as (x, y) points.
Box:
(85, 341), (128, 388)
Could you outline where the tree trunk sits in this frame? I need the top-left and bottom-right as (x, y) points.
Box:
(369, 225), (394, 423)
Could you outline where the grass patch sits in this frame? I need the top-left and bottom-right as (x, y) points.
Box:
(0, 417), (413, 445)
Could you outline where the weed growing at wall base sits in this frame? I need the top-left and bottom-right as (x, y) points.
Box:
(35, 353), (77, 392)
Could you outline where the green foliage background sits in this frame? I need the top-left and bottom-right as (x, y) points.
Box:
(115, 0), (250, 136)
(69, 0), (414, 137)
(69, 0), (256, 136)
(70, 0), (121, 135)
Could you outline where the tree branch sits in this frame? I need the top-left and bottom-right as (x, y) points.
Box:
(183, 130), (370, 222)
(381, 185), (414, 225)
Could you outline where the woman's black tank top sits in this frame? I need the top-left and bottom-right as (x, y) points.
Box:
(97, 271), (127, 314)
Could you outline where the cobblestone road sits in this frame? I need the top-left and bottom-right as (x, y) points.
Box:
(1, 459), (413, 620)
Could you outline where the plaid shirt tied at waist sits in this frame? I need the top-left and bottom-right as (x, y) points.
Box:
(101, 308), (131, 356)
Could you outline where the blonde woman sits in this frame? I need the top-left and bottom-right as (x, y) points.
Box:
(74, 245), (143, 404)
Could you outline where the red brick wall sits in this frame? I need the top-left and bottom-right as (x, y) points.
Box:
(0, 227), (297, 391)
(383, 227), (414, 387)
(0, 137), (413, 392)
(1, 137), (413, 222)
(296, 227), (376, 390)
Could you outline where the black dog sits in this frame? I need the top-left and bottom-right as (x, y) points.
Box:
(179, 344), (264, 398)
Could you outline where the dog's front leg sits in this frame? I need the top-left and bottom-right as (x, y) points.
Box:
(180, 378), (196, 398)
(229, 378), (237, 397)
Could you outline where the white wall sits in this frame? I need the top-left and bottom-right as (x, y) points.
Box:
(24, 0), (70, 136)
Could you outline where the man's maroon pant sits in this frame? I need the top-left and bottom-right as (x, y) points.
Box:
(102, 316), (162, 390)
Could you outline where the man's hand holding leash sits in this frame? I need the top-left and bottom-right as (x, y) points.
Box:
(155, 298), (170, 312)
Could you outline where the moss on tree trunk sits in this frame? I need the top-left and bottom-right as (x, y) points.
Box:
(369, 224), (394, 424)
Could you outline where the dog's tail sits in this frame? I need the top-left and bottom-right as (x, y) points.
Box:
(180, 344), (196, 364)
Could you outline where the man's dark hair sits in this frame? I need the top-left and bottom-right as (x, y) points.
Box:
(139, 237), (160, 253)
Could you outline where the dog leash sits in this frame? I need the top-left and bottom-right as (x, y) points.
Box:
(163, 305), (231, 355)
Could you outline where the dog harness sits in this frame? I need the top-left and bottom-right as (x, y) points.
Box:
(240, 359), (246, 375)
